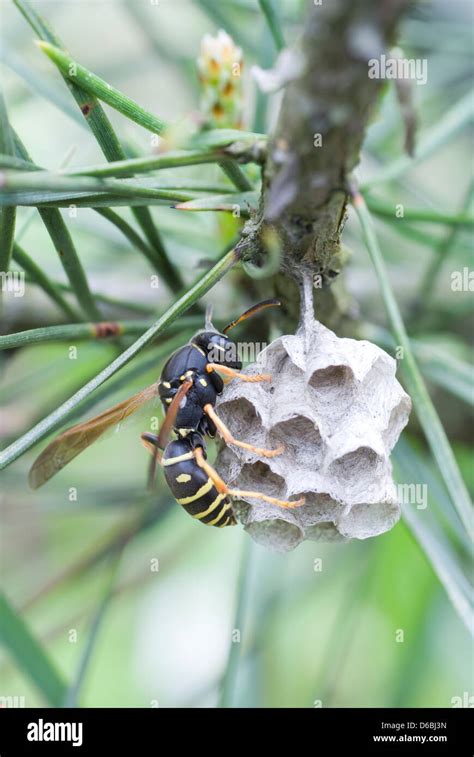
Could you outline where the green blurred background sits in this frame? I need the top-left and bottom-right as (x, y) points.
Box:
(0, 0), (472, 708)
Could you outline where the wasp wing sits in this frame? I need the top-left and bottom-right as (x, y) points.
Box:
(28, 383), (158, 489)
(147, 379), (193, 490)
(157, 379), (193, 450)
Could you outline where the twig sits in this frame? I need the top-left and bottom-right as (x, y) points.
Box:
(0, 316), (203, 350)
(257, 0), (409, 282)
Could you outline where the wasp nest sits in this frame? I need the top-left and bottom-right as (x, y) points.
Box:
(215, 317), (411, 551)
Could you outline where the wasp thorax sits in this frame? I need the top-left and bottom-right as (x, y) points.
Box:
(215, 318), (411, 552)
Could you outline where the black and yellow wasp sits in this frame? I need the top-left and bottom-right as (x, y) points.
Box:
(29, 300), (304, 527)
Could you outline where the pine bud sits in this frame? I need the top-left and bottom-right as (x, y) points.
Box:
(197, 30), (243, 129)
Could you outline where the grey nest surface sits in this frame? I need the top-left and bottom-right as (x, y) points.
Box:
(215, 318), (411, 552)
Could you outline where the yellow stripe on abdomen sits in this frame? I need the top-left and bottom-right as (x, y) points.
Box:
(192, 492), (226, 520)
(205, 503), (231, 526)
(177, 478), (214, 505)
(163, 451), (195, 467)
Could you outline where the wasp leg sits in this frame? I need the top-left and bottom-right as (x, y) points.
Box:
(206, 363), (271, 383)
(193, 448), (304, 509)
(194, 449), (237, 527)
(140, 432), (163, 461)
(228, 488), (305, 509)
(194, 447), (228, 494)
(140, 432), (163, 491)
(203, 404), (284, 458)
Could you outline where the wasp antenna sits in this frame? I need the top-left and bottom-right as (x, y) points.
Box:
(222, 298), (281, 334)
(205, 303), (214, 330)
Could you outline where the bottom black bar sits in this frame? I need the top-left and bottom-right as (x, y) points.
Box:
(0, 707), (470, 754)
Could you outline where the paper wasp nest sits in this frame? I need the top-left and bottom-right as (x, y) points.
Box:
(215, 317), (411, 551)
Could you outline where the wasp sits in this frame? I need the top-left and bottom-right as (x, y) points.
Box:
(29, 299), (305, 527)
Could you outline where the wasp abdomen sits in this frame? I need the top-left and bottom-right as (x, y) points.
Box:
(162, 440), (236, 527)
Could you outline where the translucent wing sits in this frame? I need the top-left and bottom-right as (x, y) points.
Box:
(28, 383), (158, 489)
(157, 379), (193, 449)
(148, 379), (193, 490)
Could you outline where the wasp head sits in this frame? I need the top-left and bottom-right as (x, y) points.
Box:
(191, 330), (242, 370)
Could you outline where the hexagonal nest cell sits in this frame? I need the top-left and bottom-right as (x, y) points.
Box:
(215, 317), (411, 551)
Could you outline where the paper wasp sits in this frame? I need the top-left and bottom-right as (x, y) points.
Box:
(29, 299), (305, 527)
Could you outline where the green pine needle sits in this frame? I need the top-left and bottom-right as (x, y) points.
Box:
(0, 246), (240, 470)
(0, 592), (68, 706)
(37, 40), (167, 135)
(362, 91), (474, 190)
(258, 0), (285, 51)
(14, 0), (182, 292)
(0, 93), (17, 274)
(37, 39), (254, 194)
(0, 315), (203, 350)
(13, 131), (101, 321)
(353, 192), (473, 543)
(365, 195), (473, 228)
(13, 243), (81, 321)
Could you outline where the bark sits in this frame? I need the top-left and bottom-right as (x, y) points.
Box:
(243, 0), (409, 285)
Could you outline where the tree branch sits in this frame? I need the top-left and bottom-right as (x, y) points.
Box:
(249, 0), (409, 282)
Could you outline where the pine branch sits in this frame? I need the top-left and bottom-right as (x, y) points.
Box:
(249, 0), (410, 281)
